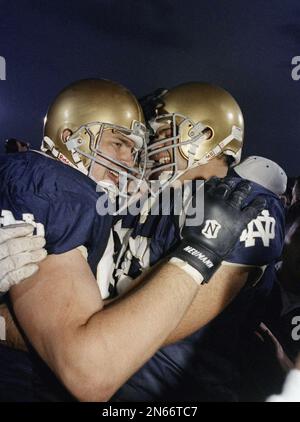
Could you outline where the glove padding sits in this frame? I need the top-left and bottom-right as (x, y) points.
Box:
(170, 177), (266, 284)
(0, 224), (47, 293)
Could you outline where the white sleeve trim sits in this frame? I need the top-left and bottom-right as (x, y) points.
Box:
(169, 258), (204, 286)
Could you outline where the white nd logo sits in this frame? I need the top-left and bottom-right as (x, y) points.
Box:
(0, 210), (45, 236)
(201, 220), (221, 239)
(240, 210), (276, 247)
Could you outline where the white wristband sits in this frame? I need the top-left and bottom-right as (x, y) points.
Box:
(169, 257), (204, 286)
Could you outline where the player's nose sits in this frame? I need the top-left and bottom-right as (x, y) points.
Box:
(118, 149), (134, 168)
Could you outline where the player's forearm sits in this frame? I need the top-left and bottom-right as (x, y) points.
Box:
(59, 263), (198, 401)
(163, 265), (249, 345)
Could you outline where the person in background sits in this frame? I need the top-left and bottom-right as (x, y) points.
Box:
(286, 177), (300, 231)
(5, 138), (30, 154)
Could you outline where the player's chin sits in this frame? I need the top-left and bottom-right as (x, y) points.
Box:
(106, 171), (119, 186)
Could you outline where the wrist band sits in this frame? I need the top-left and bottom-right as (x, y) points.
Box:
(169, 257), (204, 286)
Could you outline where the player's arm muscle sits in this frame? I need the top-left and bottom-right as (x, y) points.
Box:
(10, 249), (198, 401)
(164, 264), (253, 345)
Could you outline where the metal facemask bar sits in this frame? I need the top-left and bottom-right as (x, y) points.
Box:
(65, 121), (148, 198)
(145, 113), (209, 186)
(195, 125), (243, 165)
(146, 113), (243, 187)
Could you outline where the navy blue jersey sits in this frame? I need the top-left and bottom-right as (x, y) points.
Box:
(0, 151), (114, 297)
(114, 178), (284, 293)
(112, 178), (285, 401)
(112, 188), (181, 294)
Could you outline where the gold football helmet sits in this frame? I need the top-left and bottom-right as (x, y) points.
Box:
(42, 79), (147, 192)
(147, 82), (244, 182)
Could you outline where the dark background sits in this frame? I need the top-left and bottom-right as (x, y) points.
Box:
(0, 0), (299, 175)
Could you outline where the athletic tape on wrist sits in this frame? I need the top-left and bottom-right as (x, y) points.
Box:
(169, 257), (204, 286)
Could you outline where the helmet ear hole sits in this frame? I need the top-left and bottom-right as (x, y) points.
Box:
(154, 82), (244, 169)
(61, 129), (73, 143)
(203, 127), (213, 140)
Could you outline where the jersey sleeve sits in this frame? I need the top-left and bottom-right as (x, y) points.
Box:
(0, 188), (97, 255)
(0, 152), (114, 295)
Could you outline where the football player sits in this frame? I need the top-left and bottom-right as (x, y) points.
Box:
(0, 79), (261, 401)
(112, 82), (287, 401)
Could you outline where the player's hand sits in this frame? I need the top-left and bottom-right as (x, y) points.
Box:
(0, 224), (47, 293)
(170, 177), (266, 284)
(255, 322), (294, 372)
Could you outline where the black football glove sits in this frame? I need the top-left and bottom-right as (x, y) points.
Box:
(169, 177), (266, 284)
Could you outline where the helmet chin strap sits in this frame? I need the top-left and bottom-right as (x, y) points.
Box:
(41, 136), (88, 174)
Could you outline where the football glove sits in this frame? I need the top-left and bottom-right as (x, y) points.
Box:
(0, 223), (47, 293)
(170, 177), (266, 285)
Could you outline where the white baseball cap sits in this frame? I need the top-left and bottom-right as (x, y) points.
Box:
(234, 156), (287, 196)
